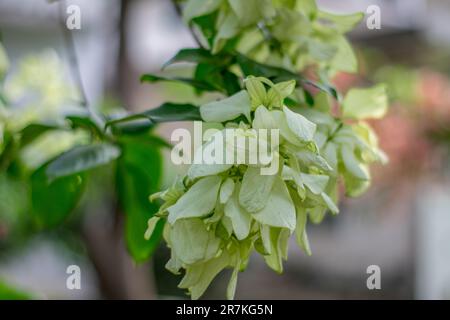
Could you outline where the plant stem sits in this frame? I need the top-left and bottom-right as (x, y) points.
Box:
(57, 0), (104, 127)
(172, 0), (204, 48)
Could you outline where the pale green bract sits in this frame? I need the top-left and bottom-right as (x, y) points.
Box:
(166, 176), (222, 224)
(200, 90), (251, 123)
(144, 0), (389, 300)
(342, 84), (388, 119)
(239, 166), (275, 212)
(183, 0), (364, 73)
(219, 178), (235, 204)
(251, 176), (296, 231)
(224, 182), (252, 240)
(283, 106), (316, 142)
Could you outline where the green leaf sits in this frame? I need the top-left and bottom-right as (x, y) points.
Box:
(31, 162), (85, 228)
(140, 74), (217, 92)
(194, 63), (241, 95)
(106, 103), (201, 130)
(304, 79), (339, 101)
(118, 133), (171, 150)
(167, 176), (222, 224)
(236, 54), (338, 99)
(163, 48), (224, 69)
(221, 69), (242, 95)
(237, 53), (294, 80)
(46, 143), (121, 180)
(191, 12), (218, 48)
(283, 106), (316, 142)
(0, 281), (33, 300)
(109, 120), (156, 135)
(239, 166), (275, 213)
(200, 90), (251, 123)
(19, 123), (59, 147)
(117, 137), (164, 262)
(142, 103), (202, 123)
(66, 114), (103, 138)
(342, 84), (388, 119)
(0, 130), (16, 171)
(252, 177), (296, 231)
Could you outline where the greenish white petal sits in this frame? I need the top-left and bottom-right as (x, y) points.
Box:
(321, 192), (339, 214)
(224, 183), (252, 240)
(220, 178), (235, 204)
(300, 173), (329, 195)
(170, 218), (221, 265)
(144, 216), (160, 240)
(283, 106), (316, 142)
(295, 206), (312, 256)
(239, 166), (275, 212)
(252, 177), (296, 231)
(167, 176), (222, 224)
(252, 105), (276, 130)
(200, 90), (251, 123)
(343, 84), (388, 120)
(341, 145), (370, 180)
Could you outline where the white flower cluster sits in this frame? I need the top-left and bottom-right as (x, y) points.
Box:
(147, 77), (387, 299)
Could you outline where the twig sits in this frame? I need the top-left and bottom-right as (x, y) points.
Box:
(326, 121), (344, 143)
(172, 0), (204, 48)
(57, 0), (105, 127)
(58, 0), (89, 108)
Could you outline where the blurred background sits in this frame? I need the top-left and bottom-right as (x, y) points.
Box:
(1, 0), (450, 299)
